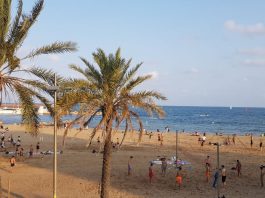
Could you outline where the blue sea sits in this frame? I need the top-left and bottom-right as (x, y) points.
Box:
(1, 106), (265, 135)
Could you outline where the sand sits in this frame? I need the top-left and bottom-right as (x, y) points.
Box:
(0, 125), (264, 198)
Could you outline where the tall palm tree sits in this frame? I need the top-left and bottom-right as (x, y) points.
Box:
(58, 48), (166, 198)
(0, 0), (76, 134)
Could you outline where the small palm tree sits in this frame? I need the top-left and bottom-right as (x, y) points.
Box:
(59, 48), (166, 198)
(0, 0), (76, 134)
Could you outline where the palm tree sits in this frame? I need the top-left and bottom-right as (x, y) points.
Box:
(0, 0), (76, 134)
(59, 48), (166, 198)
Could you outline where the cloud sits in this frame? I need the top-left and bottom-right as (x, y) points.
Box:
(146, 71), (159, 79)
(185, 67), (199, 74)
(242, 59), (265, 67)
(224, 20), (265, 35)
(238, 48), (265, 56)
(48, 54), (60, 62)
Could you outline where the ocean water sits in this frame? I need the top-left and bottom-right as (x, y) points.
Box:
(1, 106), (265, 135)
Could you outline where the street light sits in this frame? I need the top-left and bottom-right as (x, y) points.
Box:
(47, 75), (59, 198)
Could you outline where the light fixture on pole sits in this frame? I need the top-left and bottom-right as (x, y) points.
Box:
(47, 75), (59, 198)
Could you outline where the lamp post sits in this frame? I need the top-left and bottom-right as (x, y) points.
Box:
(47, 75), (59, 198)
(176, 130), (178, 161)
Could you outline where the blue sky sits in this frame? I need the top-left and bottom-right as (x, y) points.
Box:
(15, 0), (265, 107)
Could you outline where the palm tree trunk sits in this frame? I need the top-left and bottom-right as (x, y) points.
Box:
(100, 120), (113, 198)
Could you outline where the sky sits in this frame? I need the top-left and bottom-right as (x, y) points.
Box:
(13, 0), (265, 107)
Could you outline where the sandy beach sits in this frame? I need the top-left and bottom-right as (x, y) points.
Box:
(0, 125), (264, 198)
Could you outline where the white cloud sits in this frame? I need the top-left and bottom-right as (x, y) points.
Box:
(224, 20), (265, 35)
(146, 71), (159, 79)
(48, 54), (60, 62)
(238, 48), (265, 56)
(242, 59), (265, 67)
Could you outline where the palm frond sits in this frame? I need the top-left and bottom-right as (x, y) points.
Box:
(24, 41), (77, 59)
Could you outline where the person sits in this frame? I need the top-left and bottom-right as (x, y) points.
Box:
(250, 134), (253, 148)
(29, 145), (33, 157)
(160, 134), (163, 146)
(260, 140), (263, 151)
(36, 142), (40, 153)
(212, 168), (219, 188)
(232, 134), (236, 145)
(235, 160), (242, 176)
(10, 155), (16, 170)
(221, 165), (226, 187)
(128, 156), (133, 176)
(176, 171), (182, 189)
(149, 132), (153, 140)
(204, 156), (211, 168)
(161, 158), (167, 176)
(260, 165), (265, 187)
(149, 163), (154, 183)
(19, 147), (24, 157)
(201, 134), (206, 147)
(158, 134), (161, 142)
(205, 163), (211, 182)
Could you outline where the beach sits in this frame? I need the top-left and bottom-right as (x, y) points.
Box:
(0, 125), (264, 198)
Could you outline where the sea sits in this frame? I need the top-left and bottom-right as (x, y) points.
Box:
(1, 106), (265, 135)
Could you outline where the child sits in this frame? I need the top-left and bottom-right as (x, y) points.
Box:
(149, 163), (154, 183)
(176, 171), (182, 190)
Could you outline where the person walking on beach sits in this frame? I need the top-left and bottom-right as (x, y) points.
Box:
(221, 165), (227, 187)
(260, 140), (263, 151)
(235, 160), (242, 176)
(149, 163), (154, 183)
(128, 156), (133, 176)
(260, 165), (265, 187)
(250, 134), (253, 148)
(161, 158), (167, 176)
(213, 168), (219, 188)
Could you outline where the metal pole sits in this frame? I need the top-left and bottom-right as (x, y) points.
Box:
(53, 74), (57, 198)
(176, 130), (178, 161)
(217, 143), (220, 198)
